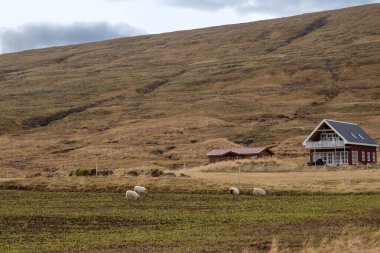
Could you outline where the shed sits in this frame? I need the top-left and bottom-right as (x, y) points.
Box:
(207, 147), (274, 163)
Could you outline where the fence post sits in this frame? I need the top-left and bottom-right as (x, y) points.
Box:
(348, 171), (352, 186)
(292, 168), (295, 188)
(184, 163), (189, 178)
(96, 156), (99, 177)
(238, 165), (241, 187)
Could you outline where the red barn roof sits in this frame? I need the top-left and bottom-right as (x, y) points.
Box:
(207, 147), (273, 156)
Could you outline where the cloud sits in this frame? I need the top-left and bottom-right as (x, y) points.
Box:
(0, 22), (144, 53)
(161, 0), (380, 14)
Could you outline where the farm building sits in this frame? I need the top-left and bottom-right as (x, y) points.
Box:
(207, 147), (274, 163)
(303, 119), (378, 166)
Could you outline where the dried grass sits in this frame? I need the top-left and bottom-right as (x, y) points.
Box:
(1, 164), (379, 194)
(196, 158), (297, 173)
(270, 230), (380, 253)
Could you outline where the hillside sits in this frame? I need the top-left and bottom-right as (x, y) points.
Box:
(0, 4), (379, 173)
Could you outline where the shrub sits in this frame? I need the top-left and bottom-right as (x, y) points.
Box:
(98, 170), (113, 176)
(151, 169), (163, 177)
(127, 170), (140, 176)
(70, 168), (100, 177)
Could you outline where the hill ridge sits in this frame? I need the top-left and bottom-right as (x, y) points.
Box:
(0, 4), (379, 172)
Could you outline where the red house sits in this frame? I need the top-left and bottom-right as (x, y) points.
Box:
(207, 147), (274, 163)
(303, 119), (378, 166)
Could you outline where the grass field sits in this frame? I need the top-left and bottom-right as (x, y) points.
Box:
(1, 191), (379, 252)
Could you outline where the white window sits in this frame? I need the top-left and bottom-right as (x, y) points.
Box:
(335, 151), (348, 165)
(373, 152), (376, 162)
(352, 151), (358, 165)
(328, 153), (333, 164)
(321, 133), (340, 141)
(362, 151), (365, 162)
(358, 134), (365, 140)
(315, 151), (348, 165)
(351, 133), (357, 139)
(367, 152), (371, 162)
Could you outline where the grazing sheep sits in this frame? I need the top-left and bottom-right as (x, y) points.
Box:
(253, 188), (266, 196)
(126, 190), (140, 200)
(229, 187), (240, 195)
(134, 185), (148, 194)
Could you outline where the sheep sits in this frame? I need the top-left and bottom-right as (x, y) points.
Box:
(229, 187), (239, 195)
(253, 187), (266, 196)
(126, 190), (140, 200)
(134, 185), (148, 194)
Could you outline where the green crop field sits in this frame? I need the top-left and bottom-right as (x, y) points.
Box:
(1, 191), (379, 252)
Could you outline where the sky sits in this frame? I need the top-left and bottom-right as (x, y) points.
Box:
(0, 0), (379, 54)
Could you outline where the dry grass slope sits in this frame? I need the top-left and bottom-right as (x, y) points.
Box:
(0, 4), (379, 173)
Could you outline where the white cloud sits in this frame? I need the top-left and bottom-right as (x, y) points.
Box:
(1, 0), (378, 53)
(0, 22), (144, 53)
(161, 0), (380, 14)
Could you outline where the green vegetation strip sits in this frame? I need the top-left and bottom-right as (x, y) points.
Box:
(0, 191), (379, 252)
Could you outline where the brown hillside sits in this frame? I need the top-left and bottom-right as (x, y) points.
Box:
(0, 4), (379, 173)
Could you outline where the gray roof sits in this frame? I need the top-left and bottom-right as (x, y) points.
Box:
(325, 119), (378, 146)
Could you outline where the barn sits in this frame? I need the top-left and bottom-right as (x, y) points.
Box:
(303, 119), (378, 166)
(207, 147), (274, 163)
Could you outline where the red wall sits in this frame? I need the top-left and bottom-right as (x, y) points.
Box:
(347, 145), (377, 165)
(309, 145), (377, 165)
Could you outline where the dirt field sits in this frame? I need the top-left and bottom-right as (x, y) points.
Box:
(0, 191), (379, 252)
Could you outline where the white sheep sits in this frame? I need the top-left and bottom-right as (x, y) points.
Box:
(229, 187), (240, 195)
(134, 185), (148, 194)
(253, 187), (266, 196)
(126, 190), (140, 200)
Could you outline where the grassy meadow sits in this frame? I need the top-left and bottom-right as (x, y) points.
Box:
(1, 191), (379, 252)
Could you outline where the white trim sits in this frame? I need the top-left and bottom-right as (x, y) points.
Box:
(325, 119), (358, 125)
(345, 141), (378, 147)
(305, 140), (345, 149)
(302, 119), (329, 146)
(352, 151), (358, 165)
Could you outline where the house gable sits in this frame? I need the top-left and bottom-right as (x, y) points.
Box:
(303, 119), (378, 147)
